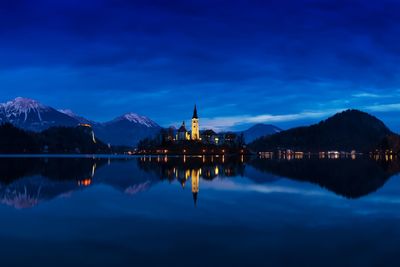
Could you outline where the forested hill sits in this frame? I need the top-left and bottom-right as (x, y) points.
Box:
(0, 123), (111, 154)
(250, 109), (398, 152)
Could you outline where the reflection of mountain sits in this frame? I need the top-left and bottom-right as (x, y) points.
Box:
(0, 176), (78, 209)
(0, 157), (159, 209)
(1, 155), (399, 208)
(0, 158), (106, 208)
(248, 158), (400, 198)
(244, 165), (282, 184)
(93, 159), (160, 193)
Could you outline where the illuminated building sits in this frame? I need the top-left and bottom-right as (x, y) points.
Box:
(78, 178), (92, 187)
(191, 105), (200, 141)
(177, 121), (190, 141)
(202, 129), (218, 144)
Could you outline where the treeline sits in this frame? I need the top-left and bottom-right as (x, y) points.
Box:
(0, 123), (111, 154)
(137, 129), (247, 154)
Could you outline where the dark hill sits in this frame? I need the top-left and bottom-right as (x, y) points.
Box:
(0, 123), (40, 153)
(0, 123), (111, 154)
(249, 109), (394, 152)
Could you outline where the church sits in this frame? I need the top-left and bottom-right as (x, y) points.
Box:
(137, 104), (244, 155)
(176, 105), (201, 141)
(173, 105), (233, 146)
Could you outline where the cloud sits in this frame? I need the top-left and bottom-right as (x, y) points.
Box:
(365, 103), (400, 112)
(200, 109), (343, 131)
(353, 92), (399, 98)
(353, 93), (382, 98)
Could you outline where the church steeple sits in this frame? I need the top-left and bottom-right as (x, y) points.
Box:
(192, 104), (198, 119)
(191, 104), (200, 140)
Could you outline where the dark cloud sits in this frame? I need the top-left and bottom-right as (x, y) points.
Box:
(1, 0), (400, 129)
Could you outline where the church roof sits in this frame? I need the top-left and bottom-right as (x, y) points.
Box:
(192, 105), (198, 119)
(177, 121), (187, 132)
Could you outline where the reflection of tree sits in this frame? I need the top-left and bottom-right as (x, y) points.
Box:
(248, 157), (400, 198)
(0, 157), (107, 183)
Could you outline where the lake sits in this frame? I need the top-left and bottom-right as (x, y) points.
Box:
(0, 155), (399, 267)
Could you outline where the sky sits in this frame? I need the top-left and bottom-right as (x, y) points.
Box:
(1, 0), (400, 131)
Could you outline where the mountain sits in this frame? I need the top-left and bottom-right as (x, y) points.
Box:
(0, 97), (161, 147)
(242, 124), (281, 143)
(58, 109), (94, 125)
(249, 109), (395, 152)
(93, 113), (161, 147)
(0, 97), (80, 131)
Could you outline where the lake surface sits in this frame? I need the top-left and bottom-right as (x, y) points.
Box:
(0, 155), (399, 267)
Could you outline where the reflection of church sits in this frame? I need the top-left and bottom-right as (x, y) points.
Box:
(138, 155), (246, 206)
(191, 169), (199, 206)
(174, 166), (202, 206)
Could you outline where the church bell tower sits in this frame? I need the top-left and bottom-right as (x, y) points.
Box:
(191, 105), (200, 140)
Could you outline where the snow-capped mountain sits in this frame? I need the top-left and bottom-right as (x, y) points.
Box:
(58, 109), (94, 125)
(0, 97), (161, 146)
(94, 113), (161, 146)
(113, 113), (159, 128)
(0, 97), (80, 131)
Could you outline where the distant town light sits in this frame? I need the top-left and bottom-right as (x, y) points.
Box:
(78, 179), (92, 187)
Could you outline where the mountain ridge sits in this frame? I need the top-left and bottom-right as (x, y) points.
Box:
(241, 123), (281, 143)
(0, 97), (161, 146)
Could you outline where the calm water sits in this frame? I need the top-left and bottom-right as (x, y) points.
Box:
(0, 155), (399, 267)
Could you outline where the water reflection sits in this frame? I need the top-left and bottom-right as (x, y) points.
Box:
(0, 155), (399, 209)
(137, 156), (245, 205)
(250, 157), (400, 198)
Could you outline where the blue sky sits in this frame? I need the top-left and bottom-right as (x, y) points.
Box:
(1, 0), (400, 131)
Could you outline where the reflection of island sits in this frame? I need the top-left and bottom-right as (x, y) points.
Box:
(0, 155), (400, 209)
(248, 157), (400, 198)
(137, 155), (246, 205)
